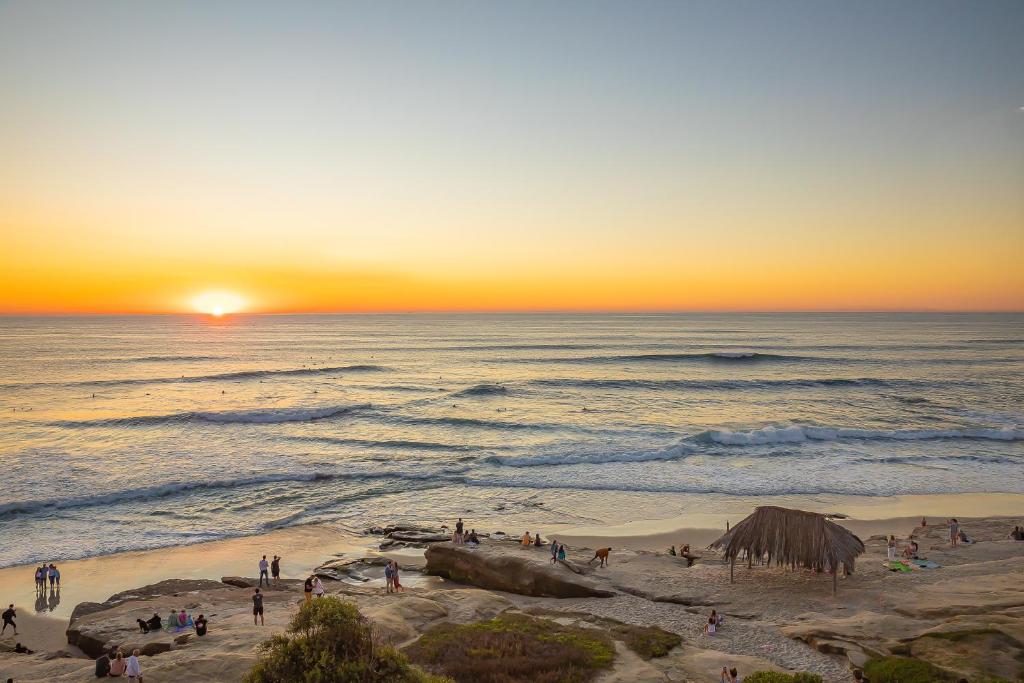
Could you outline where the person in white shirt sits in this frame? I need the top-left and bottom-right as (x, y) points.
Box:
(126, 648), (142, 682)
(258, 555), (270, 587)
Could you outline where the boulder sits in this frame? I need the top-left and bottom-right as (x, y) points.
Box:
(424, 543), (615, 598)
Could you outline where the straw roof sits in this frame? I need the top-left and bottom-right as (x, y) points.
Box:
(711, 506), (865, 575)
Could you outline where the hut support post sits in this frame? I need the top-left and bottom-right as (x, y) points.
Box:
(832, 569), (837, 595)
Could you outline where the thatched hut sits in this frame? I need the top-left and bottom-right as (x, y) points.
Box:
(710, 506), (865, 593)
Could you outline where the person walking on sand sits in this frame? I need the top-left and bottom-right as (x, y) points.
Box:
(252, 588), (265, 625)
(126, 648), (142, 683)
(258, 555), (270, 587)
(949, 518), (959, 548)
(1, 604), (16, 635)
(589, 547), (612, 567)
(271, 555), (281, 587)
(886, 535), (897, 562)
(303, 575), (314, 603)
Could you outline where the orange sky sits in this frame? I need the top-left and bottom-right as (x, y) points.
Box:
(1, 2), (1022, 314)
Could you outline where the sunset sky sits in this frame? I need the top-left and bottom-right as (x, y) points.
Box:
(1, 1), (1022, 313)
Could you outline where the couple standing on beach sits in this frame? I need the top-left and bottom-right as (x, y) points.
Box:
(258, 555), (282, 587)
(384, 560), (403, 593)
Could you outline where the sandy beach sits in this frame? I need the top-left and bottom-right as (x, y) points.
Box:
(2, 492), (1023, 681)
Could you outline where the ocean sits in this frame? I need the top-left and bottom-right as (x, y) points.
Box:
(1, 313), (1022, 568)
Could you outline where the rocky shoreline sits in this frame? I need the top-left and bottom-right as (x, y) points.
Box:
(2, 515), (1023, 682)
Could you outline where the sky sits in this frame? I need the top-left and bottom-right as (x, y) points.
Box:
(1, 0), (1022, 314)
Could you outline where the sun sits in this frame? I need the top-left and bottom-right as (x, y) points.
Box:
(191, 291), (246, 317)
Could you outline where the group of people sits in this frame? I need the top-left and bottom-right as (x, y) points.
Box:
(94, 647), (144, 680)
(450, 518), (480, 545)
(703, 609), (725, 635)
(33, 563), (60, 591)
(135, 610), (208, 636)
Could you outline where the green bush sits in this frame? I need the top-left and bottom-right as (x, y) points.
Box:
(245, 597), (448, 683)
(405, 613), (615, 682)
(863, 656), (956, 683)
(604, 623), (681, 659)
(744, 672), (823, 683)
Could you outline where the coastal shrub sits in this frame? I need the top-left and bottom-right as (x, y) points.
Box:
(744, 672), (823, 683)
(245, 597), (448, 683)
(404, 612), (615, 683)
(863, 656), (956, 683)
(604, 622), (681, 658)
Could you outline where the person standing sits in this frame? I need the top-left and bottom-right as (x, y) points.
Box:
(270, 555), (281, 587)
(454, 518), (464, 544)
(550, 539), (559, 564)
(392, 561), (403, 592)
(303, 576), (313, 603)
(252, 588), (265, 625)
(126, 648), (142, 683)
(949, 518), (959, 548)
(258, 555), (270, 587)
(313, 576), (325, 598)
(1, 604), (16, 635)
(886, 535), (897, 562)
(384, 561), (395, 593)
(52, 564), (60, 587)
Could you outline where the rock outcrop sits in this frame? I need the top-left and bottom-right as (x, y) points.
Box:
(424, 542), (615, 598)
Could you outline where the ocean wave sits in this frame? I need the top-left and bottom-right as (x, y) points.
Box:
(483, 423), (1023, 468)
(284, 435), (488, 452)
(0, 465), (470, 521)
(451, 384), (509, 397)
(110, 355), (226, 363)
(697, 425), (1024, 446)
(528, 377), (943, 391)
(387, 414), (556, 431)
(6, 364), (388, 389)
(52, 403), (368, 427)
(522, 352), (827, 364)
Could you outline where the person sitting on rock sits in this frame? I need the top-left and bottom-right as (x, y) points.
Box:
(901, 541), (920, 559)
(1011, 526), (1024, 541)
(668, 545), (677, 556)
(178, 609), (188, 627)
(194, 614), (208, 636)
(146, 613), (162, 631)
(466, 529), (480, 544)
(703, 616), (717, 635)
(109, 650), (127, 677)
(95, 648), (113, 677)
(710, 609), (723, 627)
(521, 531), (532, 546)
(533, 532), (543, 547)
(589, 547), (612, 567)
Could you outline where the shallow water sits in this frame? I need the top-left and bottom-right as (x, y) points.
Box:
(1, 313), (1022, 567)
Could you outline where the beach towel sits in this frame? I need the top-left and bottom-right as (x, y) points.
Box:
(883, 561), (913, 572)
(910, 559), (941, 569)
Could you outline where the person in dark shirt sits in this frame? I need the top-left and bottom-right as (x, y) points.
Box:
(271, 555), (281, 586)
(94, 649), (112, 678)
(252, 588), (264, 625)
(147, 612), (162, 631)
(194, 614), (208, 636)
(14, 642), (33, 653)
(1, 604), (15, 635)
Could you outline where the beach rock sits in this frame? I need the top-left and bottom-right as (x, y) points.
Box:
(70, 600), (108, 622)
(424, 542), (615, 598)
(388, 530), (451, 544)
(105, 578), (227, 603)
